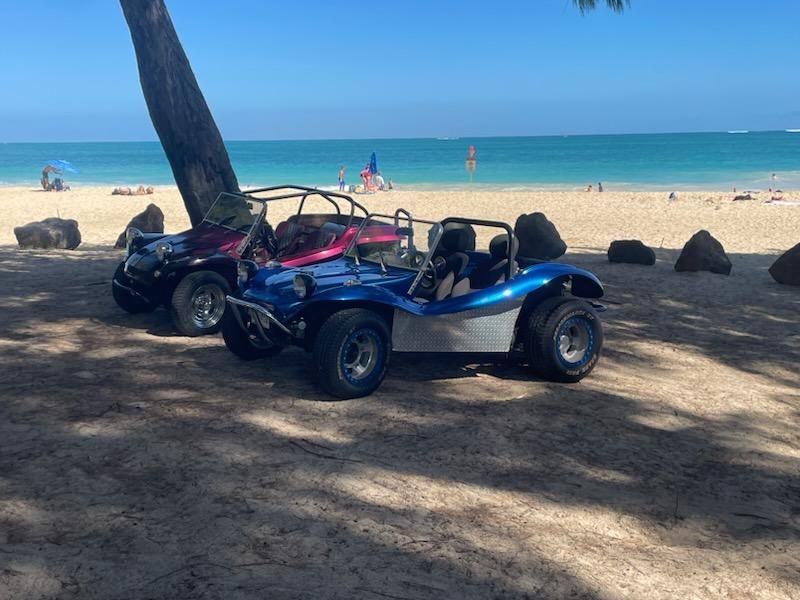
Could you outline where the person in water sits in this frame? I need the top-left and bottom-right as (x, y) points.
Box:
(586, 184), (593, 192)
(338, 166), (345, 191)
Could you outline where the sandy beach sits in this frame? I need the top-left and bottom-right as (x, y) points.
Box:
(2, 185), (799, 252)
(1, 185), (799, 599)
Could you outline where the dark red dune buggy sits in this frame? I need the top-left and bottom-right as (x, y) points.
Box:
(112, 185), (396, 336)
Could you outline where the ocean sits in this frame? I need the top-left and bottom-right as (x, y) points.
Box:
(1, 131), (798, 190)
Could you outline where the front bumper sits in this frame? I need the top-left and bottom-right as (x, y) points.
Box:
(226, 296), (293, 337)
(112, 277), (155, 305)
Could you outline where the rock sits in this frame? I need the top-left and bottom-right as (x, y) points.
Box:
(608, 240), (656, 265)
(674, 230), (732, 275)
(14, 217), (81, 250)
(114, 203), (165, 248)
(769, 243), (800, 285)
(514, 213), (567, 261)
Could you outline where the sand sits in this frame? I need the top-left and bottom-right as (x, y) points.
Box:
(1, 185), (799, 599)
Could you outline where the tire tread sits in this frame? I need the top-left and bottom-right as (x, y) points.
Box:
(170, 270), (230, 336)
(313, 309), (390, 400)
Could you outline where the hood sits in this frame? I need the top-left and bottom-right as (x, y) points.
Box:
(126, 223), (244, 273)
(150, 223), (244, 257)
(242, 257), (415, 305)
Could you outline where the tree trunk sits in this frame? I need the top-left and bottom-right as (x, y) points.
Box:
(120, 0), (239, 225)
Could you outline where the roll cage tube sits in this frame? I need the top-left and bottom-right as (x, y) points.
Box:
(393, 208), (415, 251)
(440, 216), (517, 283)
(228, 185), (371, 256)
(241, 184), (369, 220)
(408, 224), (443, 296)
(344, 210), (444, 297)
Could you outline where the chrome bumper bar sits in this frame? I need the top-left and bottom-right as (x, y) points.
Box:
(112, 278), (153, 304)
(226, 296), (293, 335)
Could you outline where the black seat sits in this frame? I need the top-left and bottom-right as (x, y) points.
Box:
(451, 234), (518, 297)
(439, 222), (476, 254)
(275, 221), (304, 256)
(296, 222), (347, 252)
(319, 221), (346, 244)
(431, 228), (472, 300)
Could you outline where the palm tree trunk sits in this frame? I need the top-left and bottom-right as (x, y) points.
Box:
(119, 0), (239, 225)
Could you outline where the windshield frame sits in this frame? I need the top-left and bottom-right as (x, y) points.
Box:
(345, 210), (444, 296)
(201, 186), (371, 256)
(201, 192), (266, 234)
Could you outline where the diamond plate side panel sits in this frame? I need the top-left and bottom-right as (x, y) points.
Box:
(392, 300), (522, 352)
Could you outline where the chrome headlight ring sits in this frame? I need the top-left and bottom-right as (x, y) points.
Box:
(155, 241), (173, 262)
(237, 260), (258, 286)
(293, 273), (316, 299)
(125, 227), (144, 255)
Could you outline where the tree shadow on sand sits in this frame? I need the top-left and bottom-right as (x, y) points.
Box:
(1, 245), (799, 599)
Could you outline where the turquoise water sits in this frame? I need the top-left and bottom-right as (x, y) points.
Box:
(1, 131), (798, 190)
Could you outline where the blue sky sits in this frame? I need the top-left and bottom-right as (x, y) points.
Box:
(1, 0), (798, 142)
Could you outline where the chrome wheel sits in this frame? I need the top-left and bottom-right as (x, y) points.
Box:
(190, 284), (226, 329)
(341, 330), (379, 382)
(557, 317), (590, 365)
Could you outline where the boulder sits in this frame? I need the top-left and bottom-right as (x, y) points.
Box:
(608, 240), (656, 265)
(514, 212), (567, 261)
(114, 203), (165, 248)
(674, 230), (732, 275)
(768, 242), (800, 285)
(14, 218), (81, 250)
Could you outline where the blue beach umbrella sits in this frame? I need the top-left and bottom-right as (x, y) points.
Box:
(368, 152), (377, 175)
(45, 159), (79, 174)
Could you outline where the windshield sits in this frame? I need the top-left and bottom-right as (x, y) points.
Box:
(202, 193), (264, 233)
(347, 213), (443, 273)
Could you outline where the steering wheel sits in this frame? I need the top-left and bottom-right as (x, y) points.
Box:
(259, 221), (279, 257)
(419, 255), (446, 291)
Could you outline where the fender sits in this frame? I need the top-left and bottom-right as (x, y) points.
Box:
(519, 263), (604, 298)
(128, 232), (169, 255)
(160, 252), (237, 279)
(247, 261), (603, 322)
(402, 263), (603, 317)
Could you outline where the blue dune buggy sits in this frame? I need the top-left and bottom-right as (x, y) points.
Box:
(223, 210), (605, 399)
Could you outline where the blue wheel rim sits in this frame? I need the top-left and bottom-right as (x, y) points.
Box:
(556, 316), (594, 368)
(340, 327), (383, 386)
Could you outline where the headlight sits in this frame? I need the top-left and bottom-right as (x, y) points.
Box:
(237, 260), (258, 286)
(155, 241), (173, 261)
(125, 227), (143, 254)
(293, 274), (315, 299)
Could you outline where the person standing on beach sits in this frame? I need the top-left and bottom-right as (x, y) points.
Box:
(360, 164), (371, 190)
(338, 166), (346, 191)
(598, 182), (604, 192)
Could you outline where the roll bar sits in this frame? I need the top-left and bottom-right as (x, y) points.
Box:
(228, 185), (370, 256)
(393, 208), (415, 251)
(238, 184), (370, 220)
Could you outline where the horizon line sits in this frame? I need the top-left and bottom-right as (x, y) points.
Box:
(1, 128), (796, 145)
